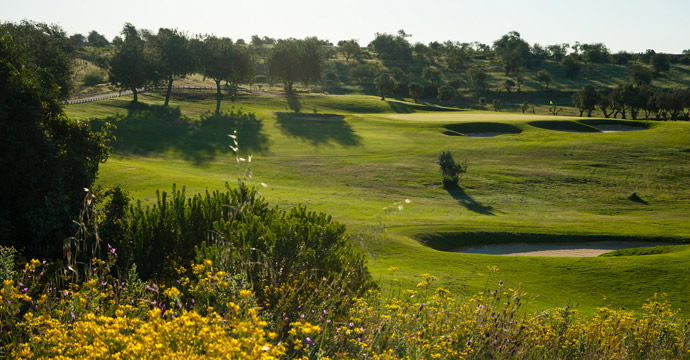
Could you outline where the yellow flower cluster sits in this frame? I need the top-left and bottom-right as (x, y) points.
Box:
(17, 308), (284, 359)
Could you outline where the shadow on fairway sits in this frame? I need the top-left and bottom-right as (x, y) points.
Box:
(445, 185), (496, 216)
(275, 112), (362, 147)
(93, 103), (269, 164)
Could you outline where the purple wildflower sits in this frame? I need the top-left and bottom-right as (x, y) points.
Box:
(304, 337), (314, 346)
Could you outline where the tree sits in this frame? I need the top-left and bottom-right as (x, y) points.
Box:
(580, 43), (609, 63)
(0, 30), (110, 258)
(70, 33), (86, 47)
(504, 79), (515, 93)
(350, 62), (379, 85)
(374, 73), (395, 100)
(650, 53), (671, 74)
(408, 82), (423, 102)
(598, 96), (615, 118)
(437, 151), (467, 188)
(422, 67), (442, 87)
(199, 36), (254, 112)
(368, 30), (412, 61)
(609, 85), (626, 118)
(153, 28), (197, 106)
(493, 31), (531, 75)
(628, 65), (652, 86)
(437, 85), (456, 103)
(572, 85), (600, 117)
(109, 23), (159, 103)
(467, 67), (487, 93)
(536, 69), (552, 89)
(561, 55), (581, 78)
(337, 39), (360, 63)
(520, 101), (530, 114)
(491, 99), (502, 112)
(546, 43), (569, 61)
(267, 38), (322, 93)
(1, 21), (76, 100)
(87, 30), (109, 47)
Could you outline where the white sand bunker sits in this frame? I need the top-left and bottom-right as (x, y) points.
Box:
(454, 241), (669, 257)
(592, 125), (646, 132)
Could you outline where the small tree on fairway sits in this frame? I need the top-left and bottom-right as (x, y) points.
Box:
(520, 101), (530, 113)
(437, 151), (467, 188)
(375, 73), (395, 100)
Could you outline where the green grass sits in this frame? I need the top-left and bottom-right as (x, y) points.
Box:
(66, 90), (690, 316)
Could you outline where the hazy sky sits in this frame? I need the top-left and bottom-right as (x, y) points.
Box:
(4, 0), (689, 53)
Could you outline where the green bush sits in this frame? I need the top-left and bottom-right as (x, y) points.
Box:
(110, 183), (374, 328)
(437, 151), (467, 188)
(82, 71), (105, 86)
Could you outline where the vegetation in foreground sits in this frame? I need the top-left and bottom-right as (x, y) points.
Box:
(4, 19), (690, 359)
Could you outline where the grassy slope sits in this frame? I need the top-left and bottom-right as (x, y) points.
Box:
(66, 91), (690, 315)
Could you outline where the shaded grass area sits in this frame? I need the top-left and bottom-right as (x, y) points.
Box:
(91, 103), (268, 164)
(443, 122), (522, 135)
(528, 120), (599, 132)
(415, 231), (688, 252)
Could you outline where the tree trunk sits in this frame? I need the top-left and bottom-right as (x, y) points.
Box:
(579, 110), (584, 117)
(215, 80), (222, 114)
(164, 75), (174, 106)
(587, 109), (593, 117)
(132, 87), (138, 103)
(620, 107), (626, 119)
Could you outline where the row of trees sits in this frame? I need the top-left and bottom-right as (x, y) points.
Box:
(106, 24), (324, 111)
(573, 84), (690, 120)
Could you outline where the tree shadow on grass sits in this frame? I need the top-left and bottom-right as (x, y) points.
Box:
(445, 185), (497, 216)
(93, 103), (269, 164)
(275, 112), (362, 147)
(286, 92), (302, 113)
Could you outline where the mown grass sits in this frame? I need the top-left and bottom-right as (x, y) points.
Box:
(65, 90), (690, 315)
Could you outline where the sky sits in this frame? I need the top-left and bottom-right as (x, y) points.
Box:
(4, 0), (690, 53)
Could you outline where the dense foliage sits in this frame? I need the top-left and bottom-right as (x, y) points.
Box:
(0, 25), (110, 259)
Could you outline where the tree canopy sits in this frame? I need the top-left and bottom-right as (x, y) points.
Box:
(0, 28), (110, 258)
(199, 36), (254, 112)
(153, 28), (197, 106)
(267, 38), (323, 93)
(108, 23), (160, 102)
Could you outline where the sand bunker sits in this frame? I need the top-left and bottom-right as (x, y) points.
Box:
(454, 241), (670, 257)
(590, 124), (646, 132)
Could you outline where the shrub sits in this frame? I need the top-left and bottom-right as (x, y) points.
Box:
(437, 151), (467, 188)
(82, 71), (105, 86)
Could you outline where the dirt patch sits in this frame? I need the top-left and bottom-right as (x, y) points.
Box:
(454, 241), (673, 257)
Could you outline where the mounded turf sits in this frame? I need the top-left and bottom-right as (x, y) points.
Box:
(66, 90), (690, 315)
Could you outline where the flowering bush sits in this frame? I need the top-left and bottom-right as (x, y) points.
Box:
(3, 255), (690, 359)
